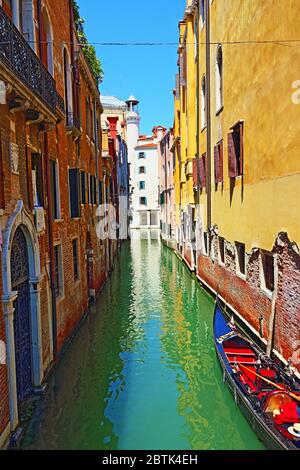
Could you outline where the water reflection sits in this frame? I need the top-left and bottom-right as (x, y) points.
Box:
(20, 237), (264, 450)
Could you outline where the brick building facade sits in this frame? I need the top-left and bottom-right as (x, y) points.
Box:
(0, 0), (114, 447)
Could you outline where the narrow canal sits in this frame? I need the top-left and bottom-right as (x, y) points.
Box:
(21, 237), (265, 450)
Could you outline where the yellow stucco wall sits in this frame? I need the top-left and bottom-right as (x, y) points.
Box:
(191, 0), (300, 252)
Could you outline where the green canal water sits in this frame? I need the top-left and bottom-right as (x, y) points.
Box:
(21, 237), (265, 450)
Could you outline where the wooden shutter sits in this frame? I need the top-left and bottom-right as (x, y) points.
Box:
(193, 158), (198, 187)
(228, 132), (238, 178)
(199, 154), (206, 189)
(69, 169), (80, 218)
(214, 141), (224, 184)
(214, 145), (219, 184)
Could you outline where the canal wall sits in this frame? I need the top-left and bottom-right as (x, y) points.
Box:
(171, 233), (300, 377)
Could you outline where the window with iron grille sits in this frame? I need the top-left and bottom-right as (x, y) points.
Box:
(54, 244), (63, 298)
(72, 239), (79, 282)
(139, 166), (146, 174)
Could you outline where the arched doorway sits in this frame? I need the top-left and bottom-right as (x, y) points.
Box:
(11, 227), (32, 402)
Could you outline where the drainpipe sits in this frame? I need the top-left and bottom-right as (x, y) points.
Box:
(205, 0), (212, 247)
(266, 255), (278, 357)
(44, 134), (58, 360)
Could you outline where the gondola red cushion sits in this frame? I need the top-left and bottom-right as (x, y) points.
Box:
(274, 401), (300, 425)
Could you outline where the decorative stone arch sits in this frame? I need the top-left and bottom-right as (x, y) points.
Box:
(1, 200), (43, 431)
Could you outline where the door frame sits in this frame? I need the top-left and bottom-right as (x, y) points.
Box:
(1, 200), (43, 431)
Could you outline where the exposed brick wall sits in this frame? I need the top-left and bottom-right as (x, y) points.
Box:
(194, 229), (300, 372)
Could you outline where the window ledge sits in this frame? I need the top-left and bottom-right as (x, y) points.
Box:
(236, 271), (246, 281)
(53, 218), (64, 223)
(261, 286), (273, 300)
(216, 106), (224, 116)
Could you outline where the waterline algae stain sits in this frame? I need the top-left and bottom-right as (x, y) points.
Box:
(20, 238), (265, 450)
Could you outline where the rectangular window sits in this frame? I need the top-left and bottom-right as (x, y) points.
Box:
(228, 122), (244, 178)
(140, 197), (147, 206)
(139, 166), (146, 174)
(261, 252), (275, 292)
(69, 169), (80, 218)
(150, 211), (158, 226)
(50, 160), (60, 220)
(199, 153), (206, 189)
(81, 171), (86, 204)
(236, 242), (246, 276)
(214, 141), (224, 184)
(139, 181), (145, 190)
(219, 237), (225, 264)
(138, 152), (145, 159)
(32, 153), (44, 207)
(54, 244), (63, 298)
(72, 239), (79, 282)
(203, 231), (208, 255)
(140, 211), (148, 226)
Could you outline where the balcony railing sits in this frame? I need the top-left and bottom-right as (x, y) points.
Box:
(0, 5), (63, 115)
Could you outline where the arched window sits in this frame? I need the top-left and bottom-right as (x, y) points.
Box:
(201, 75), (206, 128)
(216, 45), (223, 111)
(63, 47), (73, 119)
(40, 7), (54, 75)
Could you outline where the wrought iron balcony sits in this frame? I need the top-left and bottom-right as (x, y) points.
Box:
(0, 5), (64, 115)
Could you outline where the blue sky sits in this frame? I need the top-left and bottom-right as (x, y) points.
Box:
(77, 0), (186, 134)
